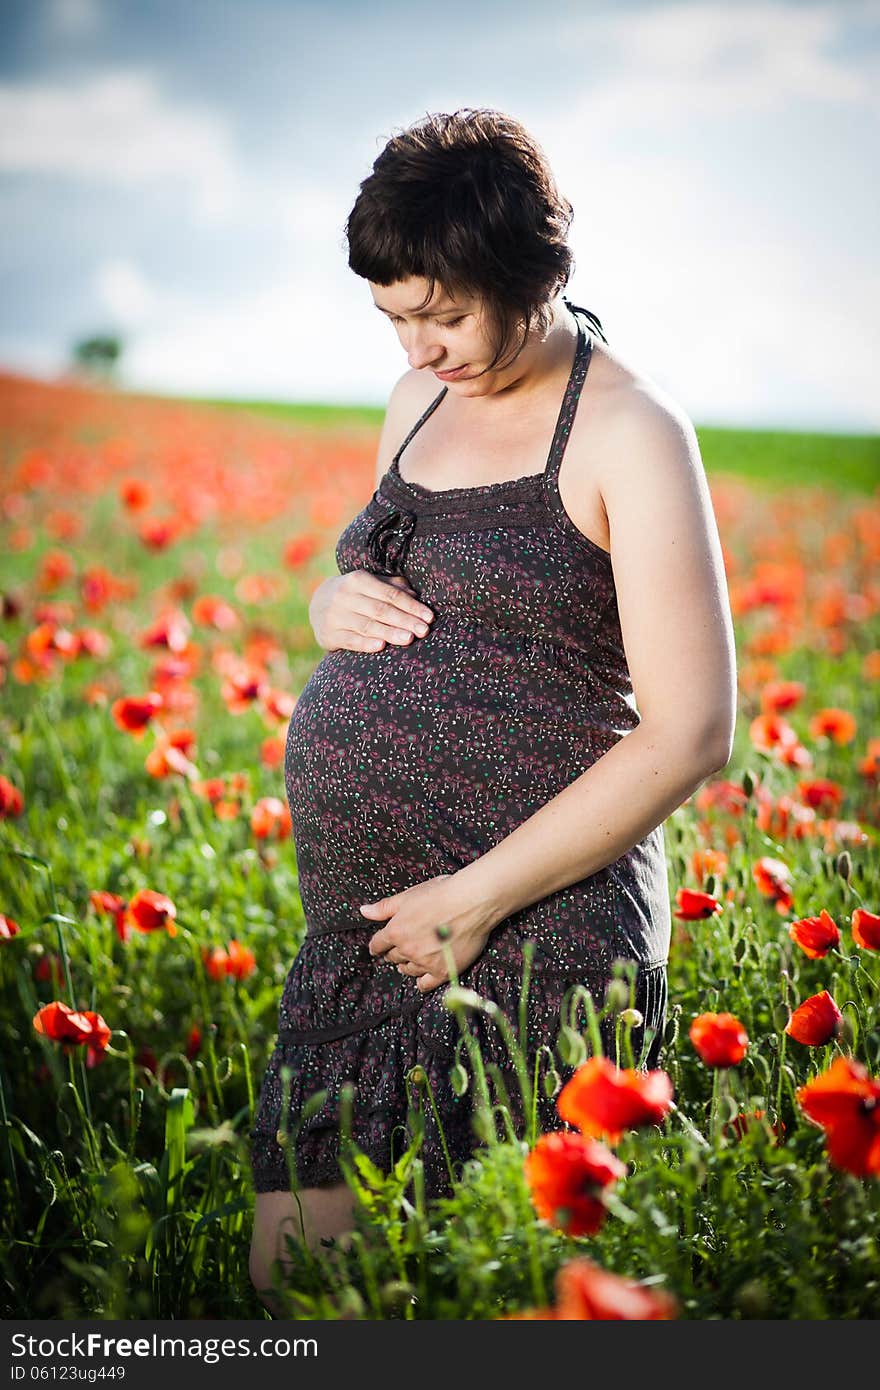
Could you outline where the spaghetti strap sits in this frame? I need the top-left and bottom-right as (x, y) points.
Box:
(541, 301), (591, 486)
(393, 388), (448, 465)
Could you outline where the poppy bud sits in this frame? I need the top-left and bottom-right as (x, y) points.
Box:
(838, 1013), (856, 1048)
(442, 986), (483, 1013)
(741, 768), (757, 798)
(435, 923), (452, 941)
(450, 1062), (469, 1097)
(543, 1067), (562, 1099)
(380, 1280), (417, 1313)
(835, 850), (852, 882)
(472, 1109), (495, 1143)
(619, 1008), (644, 1028)
(274, 1128), (289, 1149)
(335, 1286), (366, 1319)
(406, 1064), (427, 1087)
(556, 1026), (587, 1068)
(735, 1279), (772, 1319)
(604, 979), (630, 1013)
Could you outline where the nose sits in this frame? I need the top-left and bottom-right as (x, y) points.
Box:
(404, 324), (443, 371)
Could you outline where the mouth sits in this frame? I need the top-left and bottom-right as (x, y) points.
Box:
(434, 364), (470, 381)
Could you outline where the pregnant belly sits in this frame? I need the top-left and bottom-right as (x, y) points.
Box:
(282, 626), (615, 933)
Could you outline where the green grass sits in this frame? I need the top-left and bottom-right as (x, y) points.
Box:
(181, 396), (386, 431)
(695, 426), (880, 495)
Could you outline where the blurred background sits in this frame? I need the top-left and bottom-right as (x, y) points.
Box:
(1, 0), (878, 430)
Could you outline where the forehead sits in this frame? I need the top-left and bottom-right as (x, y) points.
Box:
(369, 279), (465, 315)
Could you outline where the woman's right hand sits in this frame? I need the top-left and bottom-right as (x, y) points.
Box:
(308, 573), (436, 653)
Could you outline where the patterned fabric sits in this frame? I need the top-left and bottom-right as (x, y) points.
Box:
(250, 300), (671, 1198)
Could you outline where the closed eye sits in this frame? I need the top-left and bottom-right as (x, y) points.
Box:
(388, 314), (467, 328)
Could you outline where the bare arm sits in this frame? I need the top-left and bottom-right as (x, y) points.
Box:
(455, 390), (737, 923)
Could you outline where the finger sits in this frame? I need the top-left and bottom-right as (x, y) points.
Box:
(337, 616), (426, 651)
(416, 974), (444, 993)
(365, 584), (435, 634)
(338, 579), (434, 649)
(396, 961), (420, 976)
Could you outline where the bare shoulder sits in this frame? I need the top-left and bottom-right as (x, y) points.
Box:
(373, 369), (445, 486)
(586, 343), (705, 517)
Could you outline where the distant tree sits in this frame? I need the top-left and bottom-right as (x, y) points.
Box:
(71, 333), (124, 384)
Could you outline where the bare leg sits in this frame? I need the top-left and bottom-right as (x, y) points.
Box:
(249, 1184), (356, 1317)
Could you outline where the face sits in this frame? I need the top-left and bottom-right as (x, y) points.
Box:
(368, 276), (514, 394)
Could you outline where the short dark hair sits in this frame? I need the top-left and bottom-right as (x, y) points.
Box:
(345, 107), (577, 373)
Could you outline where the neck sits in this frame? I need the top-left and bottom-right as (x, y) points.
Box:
(475, 294), (579, 408)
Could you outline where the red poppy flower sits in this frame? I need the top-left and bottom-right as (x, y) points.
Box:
(33, 1001), (93, 1044)
(185, 1025), (203, 1059)
(689, 1012), (749, 1067)
(673, 888), (722, 921)
(120, 479), (150, 511)
(89, 889), (130, 942)
(556, 1056), (674, 1144)
(226, 939), (256, 980)
(34, 952), (63, 984)
(33, 1001), (111, 1064)
(126, 888), (177, 938)
(283, 533), (319, 568)
(221, 666), (269, 714)
(788, 910), (840, 959)
(251, 796), (292, 840)
(138, 517), (181, 551)
(808, 708), (857, 745)
(192, 594), (240, 631)
(760, 680), (805, 714)
(1, 914), (20, 940)
(695, 780), (748, 816)
(785, 990), (843, 1046)
(752, 856), (794, 913)
(690, 848), (728, 884)
(203, 941), (256, 981)
(145, 729), (199, 781)
(797, 779), (844, 814)
(554, 1258), (679, 1321)
(203, 946), (228, 981)
(755, 791), (816, 842)
(852, 909), (880, 951)
(797, 1057), (880, 1176)
(749, 713), (799, 756)
(139, 610), (192, 653)
(0, 774), (24, 818)
(524, 1132), (625, 1237)
(858, 738), (880, 780)
(111, 692), (164, 737)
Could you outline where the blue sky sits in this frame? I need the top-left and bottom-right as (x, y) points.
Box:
(1, 0), (878, 431)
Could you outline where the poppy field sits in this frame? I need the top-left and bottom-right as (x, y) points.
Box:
(1, 370), (879, 1320)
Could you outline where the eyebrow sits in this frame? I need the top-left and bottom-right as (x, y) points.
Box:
(373, 299), (461, 317)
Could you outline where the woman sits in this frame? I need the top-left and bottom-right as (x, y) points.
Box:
(249, 108), (736, 1311)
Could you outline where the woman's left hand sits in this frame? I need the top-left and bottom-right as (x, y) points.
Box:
(360, 873), (502, 992)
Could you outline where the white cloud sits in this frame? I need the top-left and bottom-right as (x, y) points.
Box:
(562, 1), (879, 120)
(94, 258), (160, 326)
(0, 69), (245, 222)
